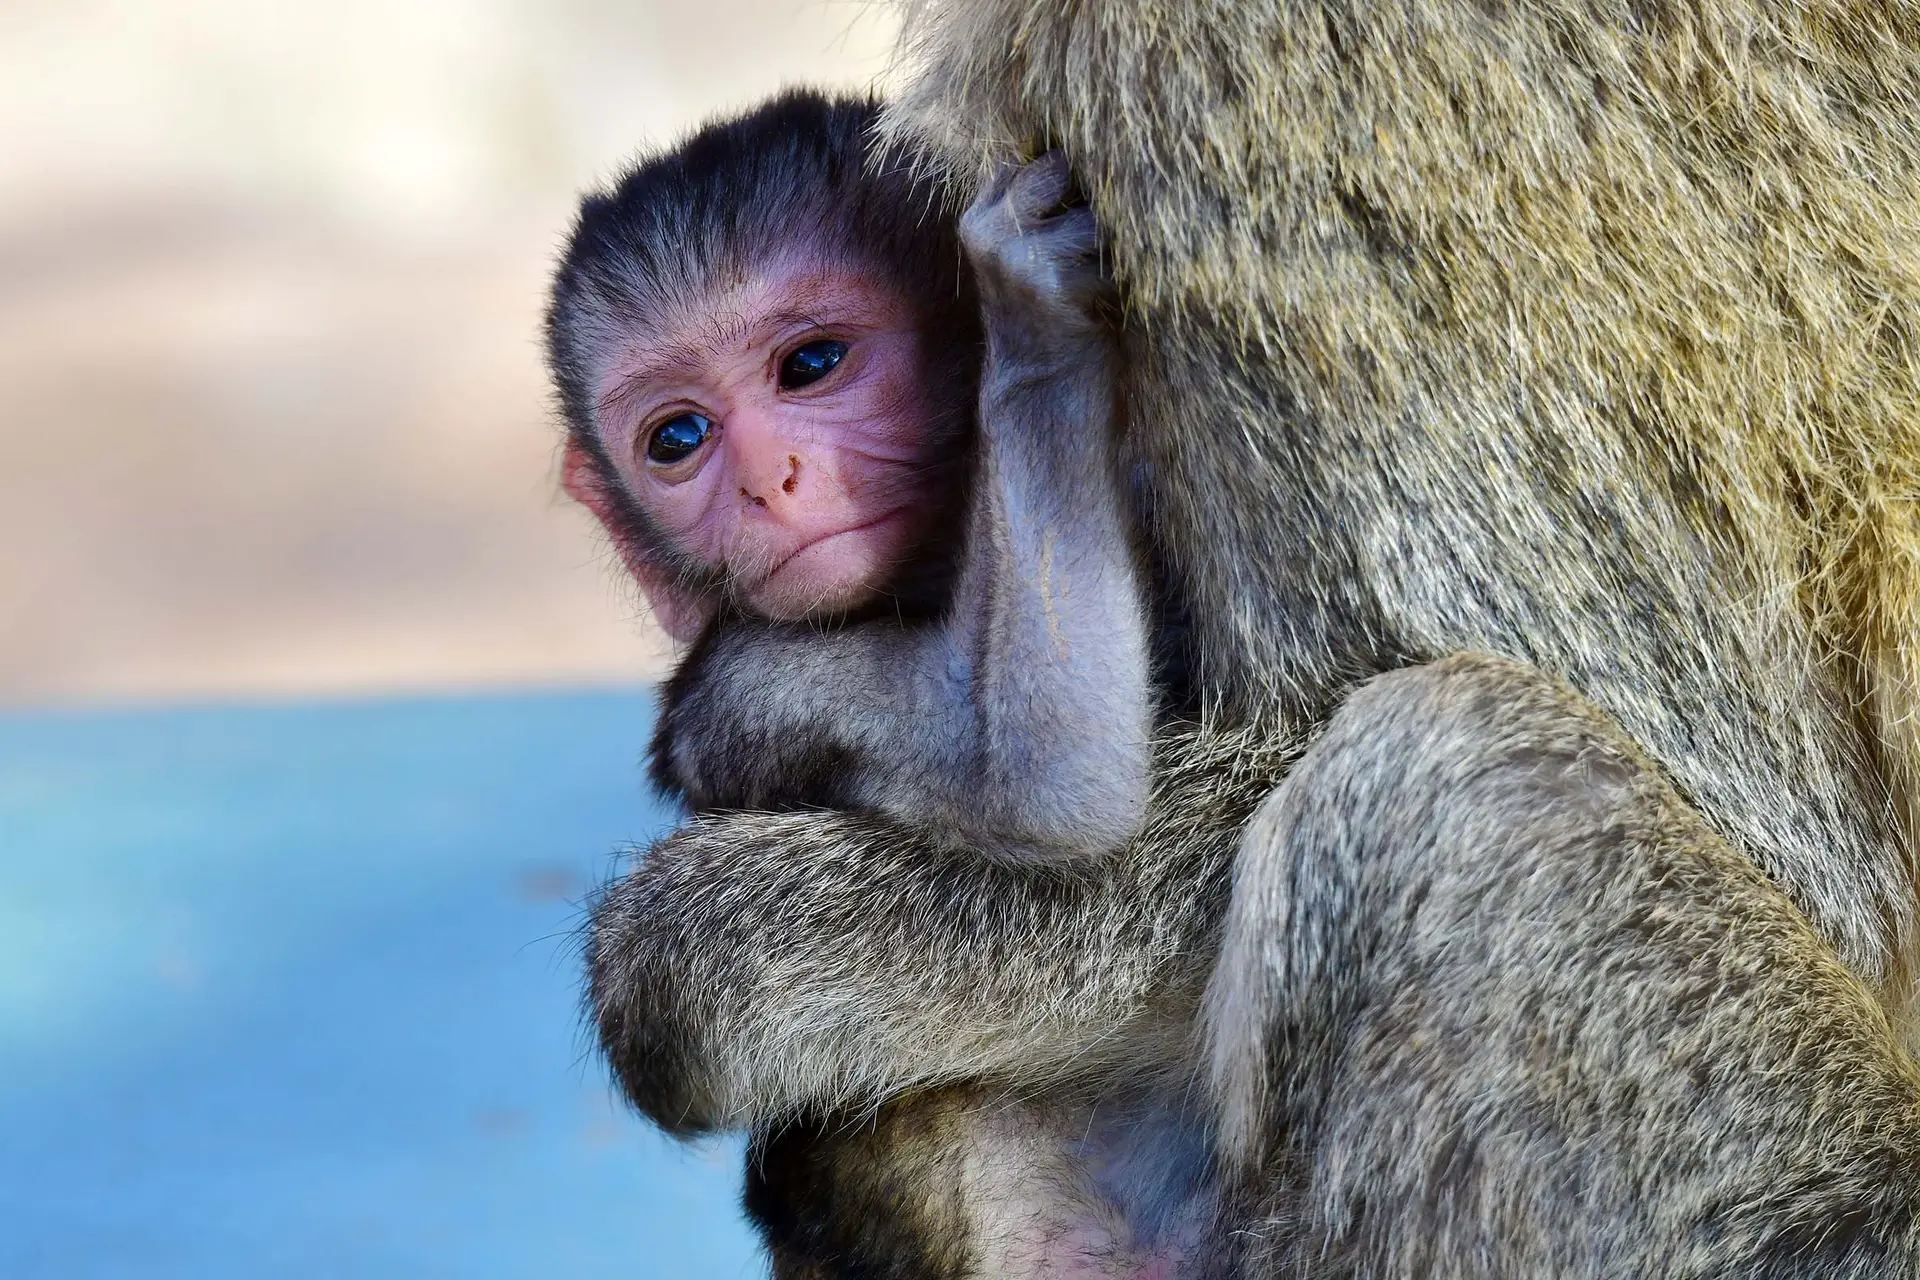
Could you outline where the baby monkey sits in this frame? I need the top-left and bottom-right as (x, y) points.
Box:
(548, 91), (1154, 860)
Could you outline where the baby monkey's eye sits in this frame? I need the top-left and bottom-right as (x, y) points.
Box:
(779, 339), (848, 389)
(646, 412), (713, 465)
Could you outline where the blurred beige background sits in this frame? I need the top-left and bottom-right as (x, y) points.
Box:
(0, 0), (900, 707)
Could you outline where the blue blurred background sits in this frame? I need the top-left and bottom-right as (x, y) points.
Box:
(0, 2), (899, 1273)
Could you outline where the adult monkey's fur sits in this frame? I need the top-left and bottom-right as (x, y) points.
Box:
(724, 658), (1920, 1276)
(885, 0), (1920, 981)
(587, 0), (1920, 1273)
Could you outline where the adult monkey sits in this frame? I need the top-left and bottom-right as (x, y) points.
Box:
(588, 0), (1920, 1273)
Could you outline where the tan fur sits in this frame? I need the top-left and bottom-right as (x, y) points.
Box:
(884, 0), (1920, 1001)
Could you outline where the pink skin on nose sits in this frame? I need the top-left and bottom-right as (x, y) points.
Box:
(592, 260), (942, 622)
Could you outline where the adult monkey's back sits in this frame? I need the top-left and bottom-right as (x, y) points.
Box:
(886, 0), (1920, 984)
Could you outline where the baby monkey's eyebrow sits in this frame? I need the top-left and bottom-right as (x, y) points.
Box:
(755, 306), (841, 334)
(596, 344), (711, 420)
(593, 315), (755, 419)
(597, 294), (877, 420)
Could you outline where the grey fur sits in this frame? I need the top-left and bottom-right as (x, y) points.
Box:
(592, 714), (1294, 1133)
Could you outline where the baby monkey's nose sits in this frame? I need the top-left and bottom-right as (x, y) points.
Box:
(739, 452), (803, 509)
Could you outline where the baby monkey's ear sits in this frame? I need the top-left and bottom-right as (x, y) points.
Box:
(560, 441), (714, 644)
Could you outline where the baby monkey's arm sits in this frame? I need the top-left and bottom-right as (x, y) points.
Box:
(654, 153), (1152, 859)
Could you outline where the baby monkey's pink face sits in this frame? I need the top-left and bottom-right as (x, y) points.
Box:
(574, 260), (947, 633)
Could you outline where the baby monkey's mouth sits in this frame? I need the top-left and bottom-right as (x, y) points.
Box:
(748, 505), (921, 616)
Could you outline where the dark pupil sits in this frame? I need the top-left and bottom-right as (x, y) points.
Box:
(647, 413), (711, 464)
(780, 339), (847, 389)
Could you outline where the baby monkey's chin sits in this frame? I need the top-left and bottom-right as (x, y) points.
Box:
(744, 508), (921, 621)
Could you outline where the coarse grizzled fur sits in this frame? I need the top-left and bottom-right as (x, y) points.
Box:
(886, 0), (1920, 1006)
(590, 714), (1300, 1135)
(592, 711), (1297, 1277)
(1205, 655), (1920, 1276)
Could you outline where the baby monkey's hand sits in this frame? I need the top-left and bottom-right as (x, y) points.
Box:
(961, 152), (1110, 338)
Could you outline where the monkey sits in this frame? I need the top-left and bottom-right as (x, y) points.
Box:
(578, 0), (1920, 1273)
(549, 94), (1249, 1270)
(639, 160), (1160, 860)
(546, 89), (1157, 864)
(548, 90), (1259, 1273)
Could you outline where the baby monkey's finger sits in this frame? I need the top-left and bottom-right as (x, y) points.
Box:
(1007, 151), (1076, 223)
(1044, 205), (1100, 257)
(975, 157), (1025, 208)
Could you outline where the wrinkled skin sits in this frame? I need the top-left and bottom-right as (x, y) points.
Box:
(562, 262), (952, 636)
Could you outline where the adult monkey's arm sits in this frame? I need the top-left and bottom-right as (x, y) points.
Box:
(588, 718), (1295, 1133)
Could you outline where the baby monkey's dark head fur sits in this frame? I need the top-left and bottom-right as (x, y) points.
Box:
(546, 90), (982, 621)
